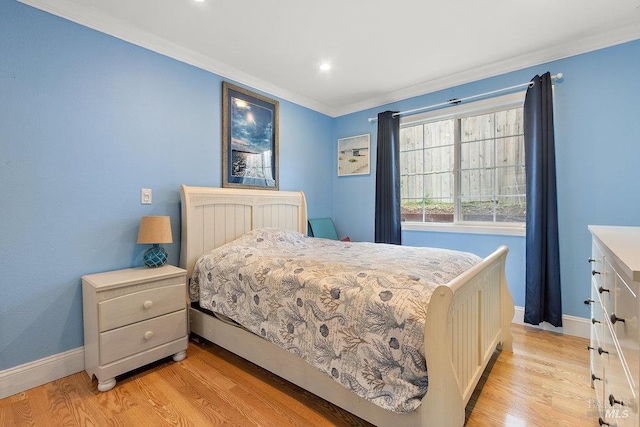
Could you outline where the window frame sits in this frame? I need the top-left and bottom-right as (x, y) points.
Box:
(400, 91), (526, 237)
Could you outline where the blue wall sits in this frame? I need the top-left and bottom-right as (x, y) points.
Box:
(2, 0), (639, 373)
(332, 40), (640, 321)
(0, 1), (333, 370)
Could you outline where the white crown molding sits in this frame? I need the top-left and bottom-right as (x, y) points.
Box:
(333, 21), (640, 117)
(19, 0), (640, 118)
(17, 0), (334, 117)
(0, 347), (84, 399)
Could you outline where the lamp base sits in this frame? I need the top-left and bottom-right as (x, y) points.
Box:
(143, 244), (168, 268)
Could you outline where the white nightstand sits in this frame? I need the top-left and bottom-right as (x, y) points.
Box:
(82, 265), (188, 391)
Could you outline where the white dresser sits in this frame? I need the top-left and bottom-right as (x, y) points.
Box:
(588, 226), (640, 426)
(82, 265), (188, 391)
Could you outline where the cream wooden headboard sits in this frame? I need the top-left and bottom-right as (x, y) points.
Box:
(179, 185), (308, 277)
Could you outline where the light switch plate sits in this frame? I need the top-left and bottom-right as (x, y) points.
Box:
(141, 188), (152, 204)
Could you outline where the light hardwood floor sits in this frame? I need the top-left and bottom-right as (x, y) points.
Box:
(0, 324), (598, 426)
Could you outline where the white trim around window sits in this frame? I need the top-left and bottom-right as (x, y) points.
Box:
(400, 91), (528, 236)
(402, 221), (526, 236)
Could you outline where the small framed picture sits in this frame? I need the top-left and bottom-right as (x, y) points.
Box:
(337, 134), (370, 176)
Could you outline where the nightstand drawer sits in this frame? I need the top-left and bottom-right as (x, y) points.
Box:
(99, 309), (187, 365)
(99, 284), (185, 332)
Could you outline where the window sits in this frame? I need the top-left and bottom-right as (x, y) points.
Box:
(400, 93), (525, 231)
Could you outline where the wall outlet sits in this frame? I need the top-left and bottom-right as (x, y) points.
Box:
(141, 188), (152, 204)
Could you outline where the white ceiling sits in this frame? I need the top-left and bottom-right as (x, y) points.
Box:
(20, 0), (640, 117)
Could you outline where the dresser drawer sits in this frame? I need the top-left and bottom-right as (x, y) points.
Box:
(597, 258), (615, 315)
(99, 309), (187, 365)
(592, 239), (605, 286)
(588, 226), (640, 427)
(613, 270), (640, 390)
(593, 241), (616, 315)
(603, 347), (638, 427)
(592, 279), (605, 332)
(592, 323), (605, 411)
(99, 284), (185, 332)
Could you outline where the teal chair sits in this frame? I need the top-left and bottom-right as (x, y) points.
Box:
(308, 218), (350, 241)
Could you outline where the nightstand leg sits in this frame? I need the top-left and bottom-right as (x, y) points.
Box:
(97, 378), (116, 392)
(172, 350), (187, 362)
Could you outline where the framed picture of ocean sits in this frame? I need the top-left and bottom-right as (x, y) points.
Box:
(222, 82), (279, 189)
(337, 134), (370, 176)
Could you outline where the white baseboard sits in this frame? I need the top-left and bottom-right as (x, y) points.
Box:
(0, 347), (84, 400)
(513, 306), (590, 339)
(0, 308), (590, 400)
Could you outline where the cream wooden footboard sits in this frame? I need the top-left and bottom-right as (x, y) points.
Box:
(180, 185), (514, 427)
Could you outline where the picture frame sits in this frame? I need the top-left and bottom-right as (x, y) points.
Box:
(337, 134), (371, 176)
(222, 82), (279, 189)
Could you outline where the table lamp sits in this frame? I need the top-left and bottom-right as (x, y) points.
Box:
(137, 216), (173, 267)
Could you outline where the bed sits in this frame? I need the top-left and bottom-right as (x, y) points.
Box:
(179, 185), (514, 426)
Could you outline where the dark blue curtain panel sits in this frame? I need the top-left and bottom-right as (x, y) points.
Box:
(523, 72), (562, 327)
(375, 111), (402, 245)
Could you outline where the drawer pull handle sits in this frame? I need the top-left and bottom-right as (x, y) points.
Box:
(143, 300), (154, 309)
(609, 393), (625, 407)
(598, 286), (609, 294)
(597, 347), (609, 355)
(584, 299), (594, 305)
(592, 270), (601, 276)
(591, 373), (602, 382)
(588, 258), (595, 264)
(144, 331), (154, 340)
(598, 418), (611, 426)
(610, 313), (625, 324)
(591, 318), (601, 324)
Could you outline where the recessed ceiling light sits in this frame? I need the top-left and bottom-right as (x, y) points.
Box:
(319, 63), (331, 72)
(194, 0), (206, 3)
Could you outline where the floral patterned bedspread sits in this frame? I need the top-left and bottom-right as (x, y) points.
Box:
(191, 228), (481, 413)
